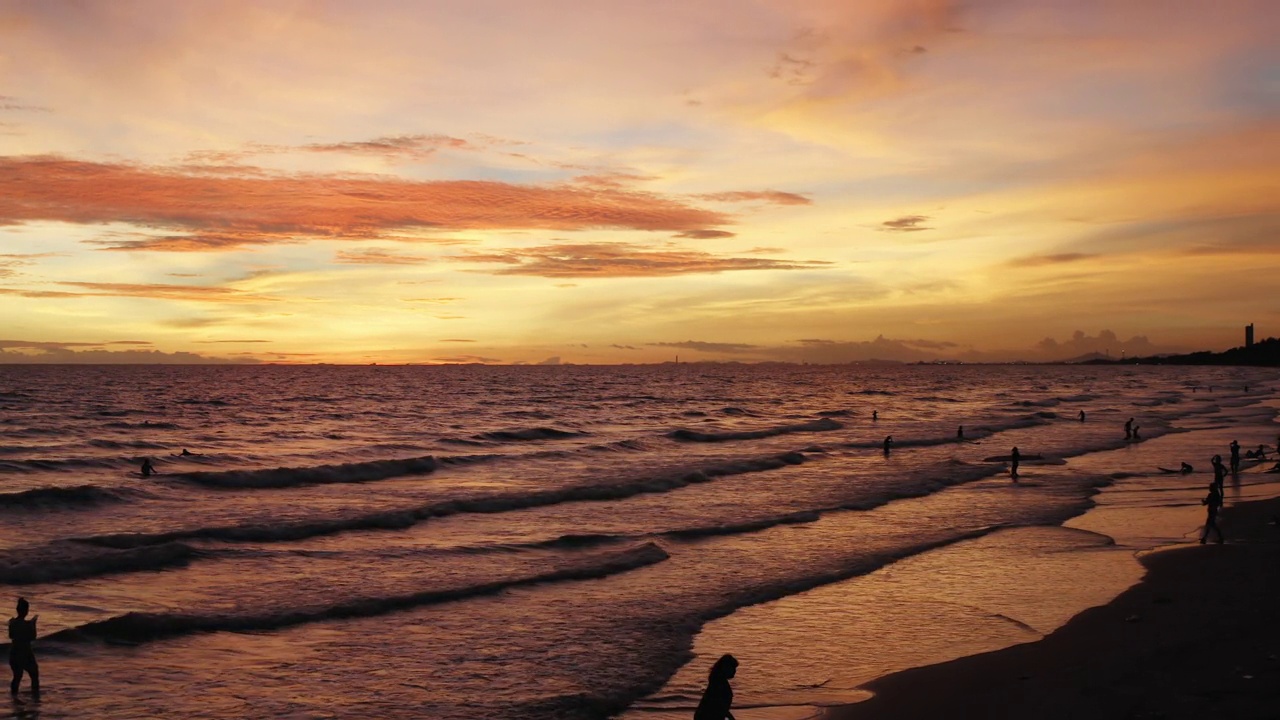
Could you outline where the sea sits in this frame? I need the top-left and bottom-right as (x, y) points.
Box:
(1, 364), (1278, 720)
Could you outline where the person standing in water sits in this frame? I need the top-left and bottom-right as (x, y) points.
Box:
(1078, 410), (1085, 422)
(1124, 418), (1134, 440)
(1211, 455), (1227, 494)
(694, 654), (738, 720)
(1200, 483), (1224, 544)
(140, 458), (155, 477)
(956, 425), (964, 441)
(1229, 440), (1241, 474)
(882, 436), (893, 454)
(1010, 447), (1021, 481)
(8, 597), (38, 698)
(872, 410), (878, 421)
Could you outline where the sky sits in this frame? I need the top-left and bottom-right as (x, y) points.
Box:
(1, 0), (1277, 364)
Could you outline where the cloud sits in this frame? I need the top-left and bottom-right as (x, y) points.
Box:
(454, 242), (830, 278)
(880, 215), (931, 232)
(649, 340), (758, 353)
(1033, 330), (1180, 360)
(1006, 253), (1099, 267)
(673, 229), (737, 239)
(695, 190), (812, 205)
(335, 248), (433, 265)
(537, 356), (562, 365)
(52, 281), (275, 303)
(610, 344), (639, 350)
(0, 156), (732, 252)
(402, 297), (460, 304)
(439, 338), (475, 343)
(194, 339), (271, 343)
(432, 354), (503, 364)
(302, 134), (473, 158)
(0, 340), (257, 364)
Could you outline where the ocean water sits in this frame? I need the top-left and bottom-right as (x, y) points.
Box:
(1, 364), (1277, 719)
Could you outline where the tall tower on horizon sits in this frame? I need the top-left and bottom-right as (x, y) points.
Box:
(1245, 323), (1254, 348)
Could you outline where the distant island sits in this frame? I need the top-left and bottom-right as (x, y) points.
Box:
(1077, 337), (1280, 367)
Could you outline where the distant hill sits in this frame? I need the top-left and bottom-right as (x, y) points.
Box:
(1081, 337), (1280, 367)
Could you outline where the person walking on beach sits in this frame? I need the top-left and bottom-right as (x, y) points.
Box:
(1211, 455), (1227, 494)
(694, 654), (738, 720)
(8, 598), (38, 698)
(1124, 418), (1134, 440)
(882, 435), (893, 454)
(1200, 483), (1224, 544)
(1229, 440), (1241, 473)
(1010, 446), (1021, 481)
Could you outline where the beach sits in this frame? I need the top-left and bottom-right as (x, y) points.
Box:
(824, 495), (1280, 720)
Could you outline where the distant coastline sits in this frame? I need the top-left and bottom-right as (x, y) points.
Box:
(1074, 337), (1280, 367)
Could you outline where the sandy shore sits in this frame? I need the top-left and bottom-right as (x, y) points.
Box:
(822, 495), (1280, 720)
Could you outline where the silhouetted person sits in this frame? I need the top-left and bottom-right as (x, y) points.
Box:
(1211, 455), (1227, 493)
(1258, 444), (1268, 461)
(1200, 483), (1223, 544)
(181, 448), (193, 456)
(872, 410), (878, 421)
(1124, 418), (1134, 440)
(140, 458), (155, 477)
(1078, 410), (1085, 422)
(1010, 446), (1021, 481)
(957, 425), (964, 441)
(1229, 440), (1240, 473)
(1181, 462), (1194, 474)
(694, 654), (738, 720)
(8, 598), (38, 698)
(882, 435), (893, 454)
(1131, 425), (1140, 440)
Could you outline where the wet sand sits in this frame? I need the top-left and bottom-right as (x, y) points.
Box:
(823, 495), (1280, 720)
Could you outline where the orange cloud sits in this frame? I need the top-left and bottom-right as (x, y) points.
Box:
(0, 281), (274, 303)
(674, 230), (737, 239)
(334, 248), (434, 265)
(455, 242), (830, 278)
(0, 157), (731, 251)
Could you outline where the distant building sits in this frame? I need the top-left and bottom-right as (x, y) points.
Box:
(1246, 323), (1255, 348)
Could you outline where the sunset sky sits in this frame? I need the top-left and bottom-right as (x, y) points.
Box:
(1, 0), (1277, 364)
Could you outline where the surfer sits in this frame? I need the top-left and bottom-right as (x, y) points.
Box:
(694, 654), (738, 720)
(140, 458), (155, 477)
(1199, 483), (1224, 544)
(1229, 440), (1240, 473)
(8, 598), (38, 698)
(1010, 446), (1021, 481)
(882, 435), (893, 454)
(181, 448), (193, 456)
(1124, 418), (1134, 440)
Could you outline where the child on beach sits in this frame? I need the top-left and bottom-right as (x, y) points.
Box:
(8, 597), (38, 698)
(694, 654), (738, 720)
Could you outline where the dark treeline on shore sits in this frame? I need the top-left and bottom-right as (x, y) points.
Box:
(1081, 337), (1280, 368)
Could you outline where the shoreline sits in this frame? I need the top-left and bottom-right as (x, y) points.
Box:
(819, 495), (1280, 720)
